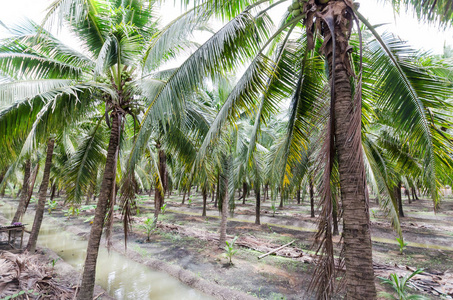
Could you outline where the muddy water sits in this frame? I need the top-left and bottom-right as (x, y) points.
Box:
(0, 201), (213, 300)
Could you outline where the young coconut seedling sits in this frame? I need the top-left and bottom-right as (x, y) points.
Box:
(378, 268), (429, 300)
(224, 236), (239, 265)
(396, 237), (408, 255)
(140, 217), (157, 242)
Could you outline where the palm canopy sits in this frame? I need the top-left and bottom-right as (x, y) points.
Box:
(0, 0), (214, 190)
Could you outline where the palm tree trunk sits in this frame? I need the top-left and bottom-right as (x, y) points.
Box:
(85, 182), (95, 205)
(211, 185), (215, 202)
(396, 182), (404, 217)
(328, 20), (376, 297)
(297, 184), (301, 204)
(202, 186), (207, 217)
(242, 182), (247, 204)
(214, 175), (219, 208)
(309, 176), (315, 218)
(24, 164), (40, 213)
(0, 169), (6, 197)
(153, 144), (166, 223)
(50, 183), (56, 201)
(26, 138), (55, 252)
(332, 199), (339, 236)
(182, 189), (186, 204)
(255, 184), (261, 225)
(219, 173), (228, 247)
(405, 188), (411, 204)
(279, 189), (284, 208)
(411, 187), (419, 201)
(12, 160), (31, 224)
(77, 112), (121, 300)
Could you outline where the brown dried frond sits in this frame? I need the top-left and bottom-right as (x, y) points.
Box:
(0, 252), (75, 299)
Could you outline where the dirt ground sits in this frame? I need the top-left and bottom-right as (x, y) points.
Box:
(1, 191), (452, 300)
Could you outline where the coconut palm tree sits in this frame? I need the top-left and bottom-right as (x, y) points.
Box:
(0, 0), (221, 297)
(148, 1), (453, 298)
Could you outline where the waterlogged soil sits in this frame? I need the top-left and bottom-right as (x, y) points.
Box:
(2, 192), (453, 299)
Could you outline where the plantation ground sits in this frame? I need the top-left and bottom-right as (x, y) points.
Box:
(1, 191), (452, 299)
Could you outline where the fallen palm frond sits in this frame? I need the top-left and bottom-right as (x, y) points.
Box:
(0, 251), (75, 299)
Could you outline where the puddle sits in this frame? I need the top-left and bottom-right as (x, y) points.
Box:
(0, 201), (213, 300)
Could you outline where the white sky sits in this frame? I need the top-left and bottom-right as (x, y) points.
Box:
(0, 0), (451, 54)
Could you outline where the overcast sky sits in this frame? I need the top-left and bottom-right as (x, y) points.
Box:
(0, 0), (452, 54)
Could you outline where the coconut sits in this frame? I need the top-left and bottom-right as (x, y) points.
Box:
(292, 9), (301, 17)
(291, 2), (300, 9)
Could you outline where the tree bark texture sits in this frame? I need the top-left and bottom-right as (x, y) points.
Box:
(219, 173), (228, 247)
(24, 164), (39, 213)
(411, 187), (419, 201)
(77, 112), (121, 300)
(325, 3), (377, 297)
(309, 177), (315, 218)
(214, 175), (219, 208)
(279, 191), (284, 208)
(26, 138), (55, 252)
(12, 160), (31, 224)
(396, 182), (404, 217)
(332, 199), (339, 236)
(0, 170), (6, 197)
(255, 184), (261, 225)
(211, 185), (215, 202)
(153, 145), (166, 222)
(202, 186), (207, 217)
(405, 188), (411, 204)
(297, 185), (301, 204)
(50, 183), (56, 202)
(242, 182), (247, 204)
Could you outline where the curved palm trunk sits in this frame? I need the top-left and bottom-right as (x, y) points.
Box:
(411, 187), (419, 201)
(405, 188), (412, 204)
(77, 112), (121, 300)
(50, 183), (56, 201)
(26, 138), (55, 252)
(23, 164), (40, 214)
(327, 9), (376, 296)
(24, 164), (40, 213)
(12, 160), (31, 224)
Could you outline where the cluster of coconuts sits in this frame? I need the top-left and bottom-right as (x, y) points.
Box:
(287, 0), (308, 18)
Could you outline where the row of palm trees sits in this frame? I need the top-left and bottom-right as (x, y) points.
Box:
(1, 0), (452, 299)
